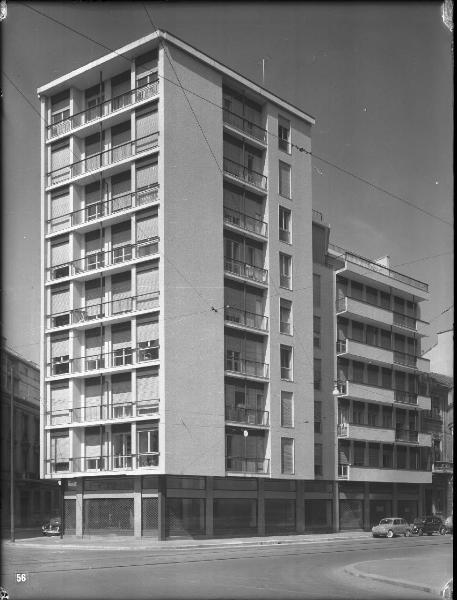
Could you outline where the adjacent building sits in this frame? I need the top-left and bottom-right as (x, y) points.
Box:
(38, 30), (439, 539)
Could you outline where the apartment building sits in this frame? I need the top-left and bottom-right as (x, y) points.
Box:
(1, 341), (59, 530)
(329, 245), (434, 528)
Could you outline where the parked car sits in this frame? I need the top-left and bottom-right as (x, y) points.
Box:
(444, 515), (453, 534)
(372, 517), (412, 538)
(41, 516), (61, 536)
(411, 516), (447, 536)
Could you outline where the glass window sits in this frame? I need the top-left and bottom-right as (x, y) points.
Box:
(353, 401), (365, 425)
(351, 281), (363, 300)
(313, 316), (321, 348)
(281, 392), (294, 427)
(279, 206), (291, 243)
(281, 438), (294, 474)
(279, 161), (291, 198)
(280, 300), (292, 334)
(366, 326), (378, 346)
(280, 346), (293, 380)
(137, 426), (159, 467)
(314, 401), (322, 433)
(278, 116), (290, 153)
(352, 322), (364, 343)
(314, 443), (323, 476)
(366, 287), (378, 306)
(313, 273), (321, 307)
(352, 361), (364, 384)
(279, 253), (292, 289)
(313, 358), (322, 390)
(353, 442), (365, 466)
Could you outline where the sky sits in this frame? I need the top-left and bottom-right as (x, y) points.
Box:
(1, 1), (453, 365)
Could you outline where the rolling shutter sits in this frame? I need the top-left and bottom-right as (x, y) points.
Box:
(51, 240), (69, 267)
(84, 182), (101, 207)
(281, 438), (294, 474)
(52, 434), (70, 460)
(112, 272), (131, 314)
(137, 320), (158, 343)
(135, 110), (158, 146)
(51, 144), (70, 171)
(136, 213), (158, 241)
(85, 430), (101, 459)
(112, 324), (131, 351)
(85, 330), (102, 354)
(112, 374), (131, 405)
(51, 335), (69, 359)
(50, 383), (70, 424)
(51, 288), (70, 315)
(85, 378), (103, 420)
(137, 267), (158, 295)
(136, 161), (158, 190)
(281, 394), (293, 427)
(111, 221), (131, 247)
(137, 371), (159, 402)
(50, 189), (70, 231)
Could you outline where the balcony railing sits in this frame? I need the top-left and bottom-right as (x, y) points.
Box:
(47, 291), (160, 329)
(47, 81), (159, 140)
(422, 410), (443, 422)
(223, 157), (267, 190)
(224, 306), (268, 332)
(222, 109), (267, 143)
(48, 238), (159, 281)
(336, 339), (347, 353)
(432, 461), (453, 473)
(223, 206), (267, 237)
(338, 464), (349, 479)
(226, 456), (270, 474)
(329, 244), (429, 293)
(337, 424), (348, 436)
(336, 295), (422, 332)
(225, 358), (269, 379)
(46, 399), (159, 425)
(47, 133), (159, 186)
(48, 184), (159, 233)
(392, 312), (417, 330)
(394, 390), (418, 405)
(225, 406), (269, 426)
(393, 351), (417, 368)
(224, 257), (268, 284)
(48, 345), (159, 376)
(47, 451), (159, 473)
(337, 337), (420, 369)
(395, 428), (419, 443)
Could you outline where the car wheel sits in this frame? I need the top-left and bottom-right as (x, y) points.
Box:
(386, 530), (394, 538)
(372, 534), (378, 538)
(405, 530), (412, 537)
(440, 527), (446, 535)
(418, 528), (424, 536)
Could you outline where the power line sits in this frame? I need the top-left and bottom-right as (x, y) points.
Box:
(19, 1), (453, 229)
(391, 251), (453, 268)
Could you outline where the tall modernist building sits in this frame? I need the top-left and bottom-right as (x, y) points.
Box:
(38, 30), (435, 538)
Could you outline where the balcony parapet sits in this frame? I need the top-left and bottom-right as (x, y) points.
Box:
(47, 81), (159, 140)
(47, 238), (159, 282)
(48, 344), (159, 377)
(46, 399), (159, 426)
(432, 461), (453, 473)
(46, 451), (159, 474)
(223, 206), (267, 238)
(225, 358), (269, 379)
(394, 390), (418, 406)
(48, 184), (159, 234)
(395, 428), (419, 443)
(224, 257), (268, 285)
(47, 291), (159, 330)
(226, 456), (270, 474)
(338, 464), (432, 483)
(223, 109), (267, 144)
(224, 306), (268, 332)
(225, 406), (269, 427)
(223, 157), (267, 191)
(47, 133), (159, 187)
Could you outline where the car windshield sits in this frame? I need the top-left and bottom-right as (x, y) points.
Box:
(379, 519), (393, 525)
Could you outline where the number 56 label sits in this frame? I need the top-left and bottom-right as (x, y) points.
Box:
(16, 573), (27, 583)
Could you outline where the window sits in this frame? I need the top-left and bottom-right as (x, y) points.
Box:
(382, 445), (393, 468)
(279, 161), (291, 198)
(353, 401), (364, 425)
(351, 281), (363, 300)
(314, 443), (323, 476)
(366, 286), (378, 306)
(366, 325), (378, 346)
(279, 253), (292, 289)
(281, 392), (294, 427)
(353, 442), (365, 466)
(380, 329), (391, 349)
(314, 401), (322, 433)
(367, 364), (378, 386)
(280, 346), (293, 380)
(281, 438), (294, 474)
(352, 361), (364, 384)
(380, 291), (391, 309)
(368, 443), (379, 467)
(280, 300), (292, 334)
(382, 406), (393, 428)
(313, 274), (321, 307)
(313, 316), (321, 348)
(368, 405), (378, 427)
(278, 116), (290, 153)
(313, 358), (321, 390)
(279, 206), (291, 243)
(352, 321), (364, 342)
(137, 426), (159, 467)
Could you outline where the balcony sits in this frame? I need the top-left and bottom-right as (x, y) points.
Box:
(338, 464), (431, 483)
(47, 238), (159, 282)
(225, 357), (269, 379)
(223, 157), (267, 191)
(46, 399), (159, 426)
(47, 291), (159, 330)
(330, 244), (429, 299)
(48, 184), (159, 234)
(47, 81), (159, 140)
(226, 456), (270, 474)
(394, 390), (418, 406)
(47, 345), (159, 377)
(422, 410), (443, 422)
(46, 452), (159, 474)
(336, 338), (428, 373)
(224, 306), (268, 333)
(432, 461), (453, 474)
(395, 428), (419, 443)
(224, 257), (268, 286)
(223, 206), (267, 238)
(336, 380), (430, 409)
(225, 406), (269, 427)
(47, 133), (159, 187)
(337, 422), (396, 444)
(222, 109), (267, 144)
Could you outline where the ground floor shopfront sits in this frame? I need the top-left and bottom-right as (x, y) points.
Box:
(1, 476), (59, 530)
(60, 475), (438, 539)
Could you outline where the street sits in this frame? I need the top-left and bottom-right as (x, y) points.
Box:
(1, 535), (452, 600)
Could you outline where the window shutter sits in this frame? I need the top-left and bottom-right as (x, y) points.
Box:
(50, 383), (69, 413)
(84, 379), (103, 419)
(137, 372), (159, 401)
(85, 280), (102, 306)
(112, 375), (131, 405)
(279, 162), (291, 197)
(136, 161), (158, 189)
(111, 273), (131, 312)
(51, 335), (69, 358)
(135, 110), (158, 141)
(136, 213), (158, 241)
(137, 320), (158, 343)
(137, 268), (158, 295)
(50, 189), (70, 231)
(85, 330), (101, 353)
(85, 430), (101, 458)
(51, 288), (70, 314)
(51, 240), (69, 266)
(112, 324), (131, 350)
(281, 438), (294, 474)
(111, 172), (131, 197)
(281, 394), (293, 427)
(51, 145), (70, 171)
(52, 435), (70, 460)
(111, 221), (131, 247)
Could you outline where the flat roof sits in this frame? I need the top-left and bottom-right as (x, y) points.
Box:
(37, 29), (315, 125)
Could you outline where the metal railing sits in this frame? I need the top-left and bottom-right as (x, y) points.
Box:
(46, 399), (159, 425)
(336, 295), (421, 331)
(432, 461), (453, 472)
(223, 157), (267, 190)
(47, 451), (160, 473)
(336, 336), (420, 368)
(395, 428), (419, 443)
(225, 357), (269, 379)
(47, 291), (160, 329)
(338, 464), (349, 479)
(337, 424), (349, 436)
(48, 345), (159, 376)
(48, 238), (159, 281)
(47, 81), (159, 140)
(336, 340), (347, 353)
(328, 244), (429, 292)
(393, 351), (417, 368)
(223, 206), (268, 237)
(225, 406), (269, 426)
(47, 133), (159, 186)
(279, 228), (291, 243)
(226, 456), (270, 474)
(279, 274), (291, 289)
(393, 312), (417, 330)
(222, 109), (267, 142)
(422, 410), (443, 422)
(224, 257), (268, 284)
(224, 306), (268, 331)
(48, 184), (159, 233)
(394, 390), (418, 405)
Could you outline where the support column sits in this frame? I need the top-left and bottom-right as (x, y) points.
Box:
(257, 478), (265, 536)
(392, 482), (398, 516)
(205, 476), (214, 538)
(157, 474), (166, 541)
(418, 483), (424, 517)
(333, 480), (340, 532)
(296, 480), (305, 533)
(363, 482), (370, 530)
(133, 476), (142, 538)
(75, 479), (83, 538)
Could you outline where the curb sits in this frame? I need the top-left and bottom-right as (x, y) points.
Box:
(344, 562), (444, 596)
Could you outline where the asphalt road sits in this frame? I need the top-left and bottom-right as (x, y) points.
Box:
(1, 536), (452, 600)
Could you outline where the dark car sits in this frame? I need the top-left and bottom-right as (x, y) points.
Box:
(41, 516), (61, 536)
(411, 516), (446, 536)
(444, 515), (453, 534)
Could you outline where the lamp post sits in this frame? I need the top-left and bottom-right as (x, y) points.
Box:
(10, 365), (15, 543)
(243, 429), (248, 472)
